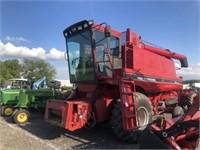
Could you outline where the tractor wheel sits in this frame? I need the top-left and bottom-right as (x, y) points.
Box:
(1, 106), (14, 117)
(13, 109), (30, 124)
(110, 92), (153, 143)
(185, 91), (198, 107)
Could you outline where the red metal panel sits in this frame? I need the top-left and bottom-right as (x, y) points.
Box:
(45, 99), (92, 131)
(135, 80), (183, 93)
(134, 47), (179, 81)
(65, 101), (91, 131)
(95, 99), (113, 122)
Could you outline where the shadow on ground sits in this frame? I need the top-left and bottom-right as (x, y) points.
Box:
(3, 111), (138, 149)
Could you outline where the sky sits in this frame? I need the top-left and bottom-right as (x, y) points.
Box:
(0, 0), (199, 80)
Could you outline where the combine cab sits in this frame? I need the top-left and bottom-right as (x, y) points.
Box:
(45, 20), (191, 143)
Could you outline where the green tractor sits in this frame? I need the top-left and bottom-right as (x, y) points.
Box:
(0, 78), (30, 117)
(12, 88), (65, 124)
(1, 77), (67, 124)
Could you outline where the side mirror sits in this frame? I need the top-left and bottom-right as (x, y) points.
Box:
(104, 25), (111, 37)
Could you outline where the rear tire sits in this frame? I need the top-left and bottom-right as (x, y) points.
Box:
(110, 92), (153, 143)
(13, 109), (30, 124)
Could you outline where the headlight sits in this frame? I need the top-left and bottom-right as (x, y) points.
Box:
(83, 23), (88, 28)
(77, 26), (83, 31)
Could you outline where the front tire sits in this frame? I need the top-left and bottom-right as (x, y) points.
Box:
(1, 106), (14, 117)
(110, 92), (153, 143)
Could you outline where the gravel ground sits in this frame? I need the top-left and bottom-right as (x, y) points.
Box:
(0, 111), (139, 150)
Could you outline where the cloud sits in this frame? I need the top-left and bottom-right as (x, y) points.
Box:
(5, 36), (31, 43)
(0, 41), (65, 60)
(176, 63), (200, 80)
(46, 48), (65, 60)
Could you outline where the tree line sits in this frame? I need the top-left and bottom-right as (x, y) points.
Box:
(183, 79), (200, 84)
(0, 58), (56, 83)
(1, 59), (198, 86)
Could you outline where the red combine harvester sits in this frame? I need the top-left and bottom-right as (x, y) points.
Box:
(45, 20), (191, 143)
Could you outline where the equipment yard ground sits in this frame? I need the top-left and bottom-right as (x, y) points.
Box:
(0, 111), (138, 150)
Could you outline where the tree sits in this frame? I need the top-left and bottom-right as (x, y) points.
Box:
(0, 59), (22, 83)
(183, 80), (200, 85)
(22, 58), (56, 81)
(0, 61), (7, 83)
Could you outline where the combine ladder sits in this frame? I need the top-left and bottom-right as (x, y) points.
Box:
(120, 78), (139, 130)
